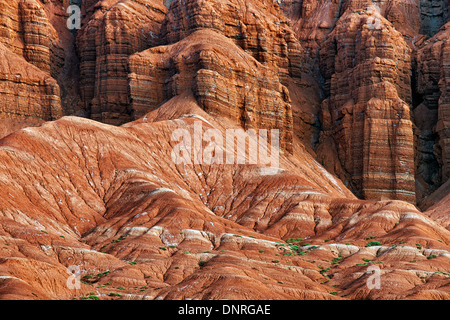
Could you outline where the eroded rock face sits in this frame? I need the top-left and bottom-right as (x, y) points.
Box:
(282, 0), (450, 203)
(129, 29), (294, 152)
(285, 0), (421, 61)
(415, 23), (450, 203)
(0, 43), (62, 129)
(160, 0), (304, 81)
(76, 0), (167, 125)
(0, 0), (449, 302)
(419, 0), (449, 36)
(318, 6), (416, 203)
(144, 0), (318, 153)
(0, 0), (63, 76)
(0, 0), (65, 137)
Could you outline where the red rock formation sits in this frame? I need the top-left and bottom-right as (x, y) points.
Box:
(0, 0), (449, 302)
(128, 29), (294, 152)
(419, 0), (449, 36)
(0, 0), (67, 138)
(0, 43), (62, 136)
(285, 0), (421, 61)
(416, 22), (450, 198)
(318, 5), (416, 203)
(161, 0), (305, 81)
(0, 0), (65, 78)
(128, 0), (326, 153)
(76, 0), (167, 125)
(0, 100), (448, 300)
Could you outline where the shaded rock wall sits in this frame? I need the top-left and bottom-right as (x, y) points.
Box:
(318, 5), (416, 203)
(76, 0), (167, 125)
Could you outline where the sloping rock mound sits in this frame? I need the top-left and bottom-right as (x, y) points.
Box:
(424, 178), (450, 230)
(0, 99), (448, 300)
(0, 0), (449, 301)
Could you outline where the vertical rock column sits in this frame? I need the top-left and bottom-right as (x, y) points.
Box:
(320, 7), (416, 203)
(19, 0), (52, 74)
(77, 0), (167, 125)
(416, 23), (450, 195)
(436, 26), (450, 183)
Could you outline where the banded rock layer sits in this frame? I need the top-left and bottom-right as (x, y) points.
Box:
(126, 0), (318, 153)
(160, 0), (304, 81)
(76, 0), (167, 124)
(0, 0), (65, 137)
(318, 6), (416, 203)
(128, 29), (294, 153)
(415, 22), (450, 204)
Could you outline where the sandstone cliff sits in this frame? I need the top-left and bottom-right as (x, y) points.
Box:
(318, 5), (416, 203)
(129, 29), (294, 153)
(76, 0), (167, 125)
(0, 0), (65, 138)
(416, 22), (450, 204)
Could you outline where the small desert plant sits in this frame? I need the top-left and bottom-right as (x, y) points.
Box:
(365, 241), (381, 247)
(286, 238), (304, 243)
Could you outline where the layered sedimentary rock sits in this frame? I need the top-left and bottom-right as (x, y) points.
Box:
(128, 0), (326, 153)
(0, 43), (62, 135)
(128, 29), (294, 152)
(284, 0), (421, 62)
(0, 0), (65, 78)
(416, 23), (450, 201)
(437, 26), (450, 184)
(76, 0), (167, 125)
(0, 0), (449, 302)
(160, 0), (304, 83)
(0, 0), (65, 137)
(0, 100), (449, 300)
(318, 6), (416, 203)
(419, 0), (449, 36)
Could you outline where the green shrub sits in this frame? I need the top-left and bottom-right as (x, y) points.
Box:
(108, 292), (123, 297)
(365, 241), (382, 247)
(286, 238), (304, 243)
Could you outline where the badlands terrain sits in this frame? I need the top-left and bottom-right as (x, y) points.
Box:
(0, 0), (449, 300)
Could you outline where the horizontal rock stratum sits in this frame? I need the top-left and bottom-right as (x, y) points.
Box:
(0, 0), (449, 300)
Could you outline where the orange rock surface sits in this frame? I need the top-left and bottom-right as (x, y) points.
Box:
(0, 0), (449, 301)
(0, 100), (448, 300)
(76, 0), (167, 125)
(129, 29), (294, 152)
(318, 5), (416, 203)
